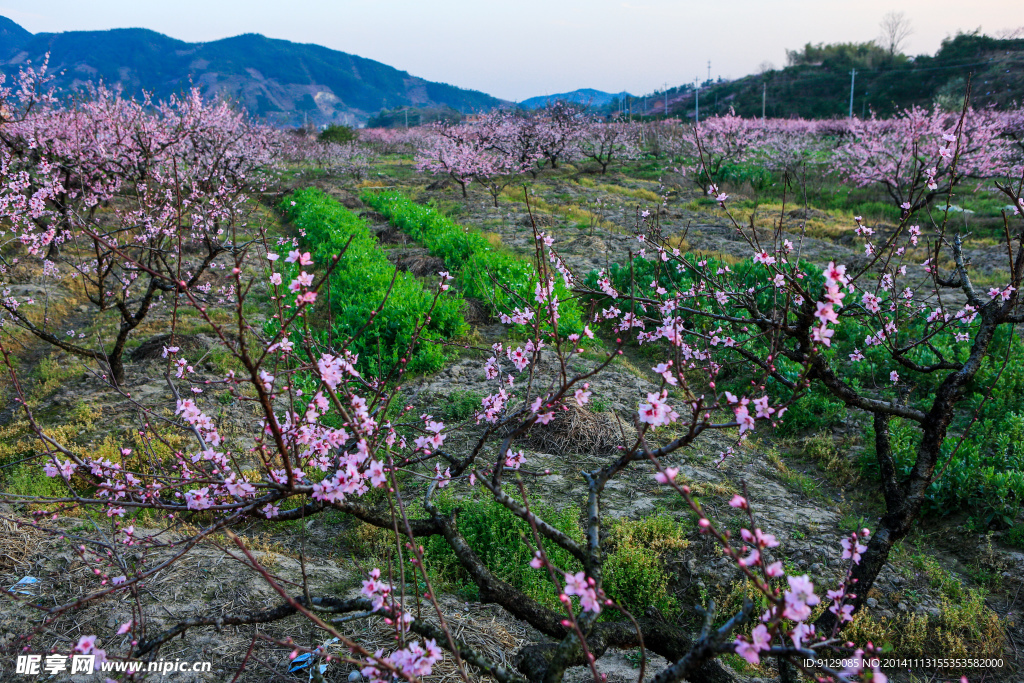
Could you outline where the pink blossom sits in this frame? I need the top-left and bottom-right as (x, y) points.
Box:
(185, 487), (212, 510)
(811, 324), (834, 347)
(782, 574), (820, 622)
(752, 396), (774, 419)
(814, 301), (838, 324)
(638, 391), (679, 427)
(840, 533), (869, 564)
(652, 362), (678, 386)
(504, 449), (526, 469)
(740, 528), (780, 549)
(563, 571), (601, 613)
(654, 467), (679, 484)
(285, 250), (313, 266)
(734, 404), (755, 434)
(824, 261), (848, 286)
(74, 635), (98, 654)
(791, 622), (815, 648)
(507, 346), (530, 371)
(734, 624), (771, 665)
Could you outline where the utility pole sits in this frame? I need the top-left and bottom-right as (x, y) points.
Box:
(404, 108), (408, 128)
(762, 82), (766, 121)
(707, 60), (711, 84)
(664, 83), (668, 117)
(694, 80), (699, 125)
(849, 69), (856, 118)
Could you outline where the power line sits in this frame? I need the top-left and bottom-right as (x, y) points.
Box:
(638, 56), (1016, 100)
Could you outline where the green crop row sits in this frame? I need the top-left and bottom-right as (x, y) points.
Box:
(360, 189), (583, 333)
(278, 188), (466, 375)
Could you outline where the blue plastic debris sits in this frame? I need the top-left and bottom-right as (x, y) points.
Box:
(287, 638), (338, 679)
(8, 577), (39, 595)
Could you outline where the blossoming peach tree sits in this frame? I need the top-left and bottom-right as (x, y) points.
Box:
(3, 84), (1019, 683)
(0, 64), (276, 385)
(587, 101), (1023, 657)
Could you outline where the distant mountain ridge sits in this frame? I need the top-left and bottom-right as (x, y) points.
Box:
(0, 17), (505, 126)
(519, 88), (633, 110)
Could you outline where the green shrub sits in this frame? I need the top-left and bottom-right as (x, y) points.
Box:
(6, 463), (68, 499)
(776, 386), (846, 436)
(718, 162), (774, 193)
(423, 493), (582, 608)
(278, 188), (466, 374)
(423, 494), (677, 619)
(603, 515), (684, 618)
(444, 389), (483, 421)
(1004, 524), (1024, 549)
(361, 190), (583, 333)
(588, 246), (1024, 519)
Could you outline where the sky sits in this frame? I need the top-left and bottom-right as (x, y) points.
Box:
(2, 1), (1020, 102)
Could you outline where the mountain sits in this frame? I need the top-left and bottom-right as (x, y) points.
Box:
(0, 16), (30, 51)
(0, 17), (505, 126)
(519, 88), (633, 110)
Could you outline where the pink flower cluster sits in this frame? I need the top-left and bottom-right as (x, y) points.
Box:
(562, 571), (603, 613)
(361, 640), (443, 683)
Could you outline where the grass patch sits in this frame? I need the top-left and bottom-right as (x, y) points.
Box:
(766, 449), (827, 501)
(845, 588), (1004, 671)
(423, 493), (679, 620)
(443, 389), (483, 422)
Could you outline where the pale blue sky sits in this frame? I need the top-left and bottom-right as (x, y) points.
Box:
(2, 1), (1019, 101)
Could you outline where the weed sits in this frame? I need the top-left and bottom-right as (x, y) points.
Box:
(606, 515), (689, 554)
(766, 449), (827, 501)
(623, 649), (643, 669)
(1004, 523), (1024, 549)
(801, 432), (857, 485)
(444, 389), (483, 421)
(423, 493), (677, 620)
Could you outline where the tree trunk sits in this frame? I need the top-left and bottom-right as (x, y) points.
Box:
(106, 344), (127, 386)
(818, 315), (1000, 631)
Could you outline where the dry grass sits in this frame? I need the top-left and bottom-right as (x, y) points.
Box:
(577, 178), (662, 204)
(498, 187), (618, 231)
(517, 403), (637, 455)
(0, 518), (532, 683)
(0, 517), (50, 572)
(330, 595), (528, 683)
